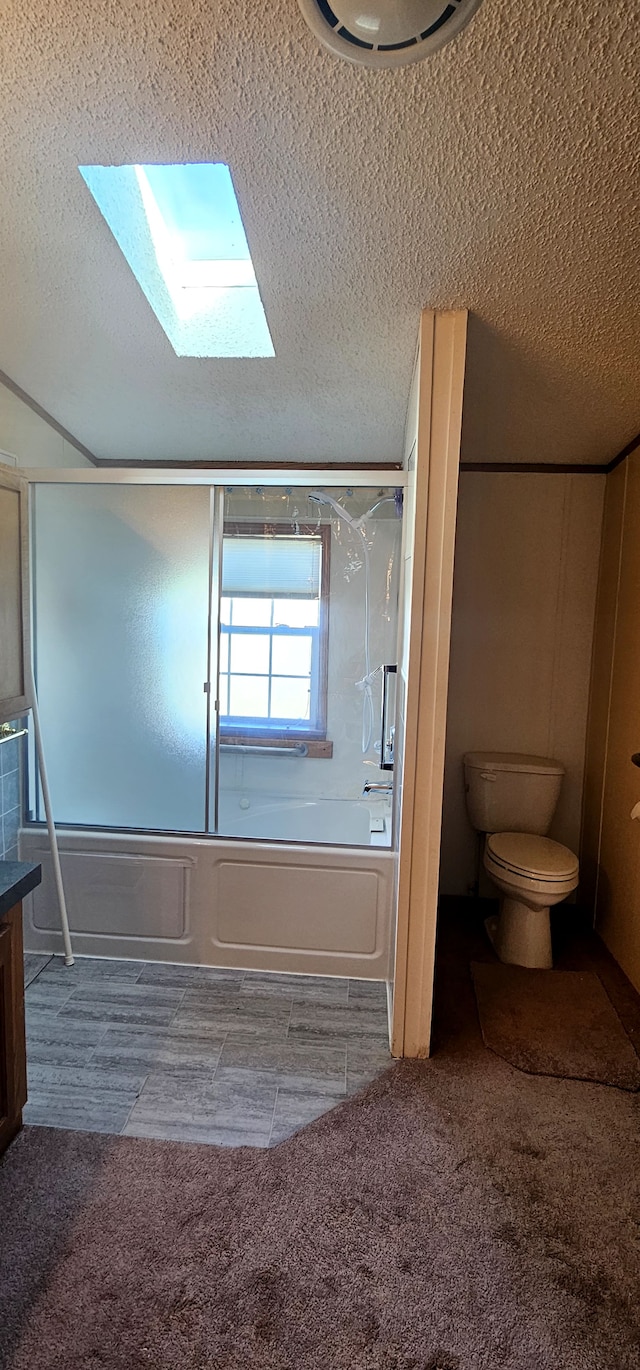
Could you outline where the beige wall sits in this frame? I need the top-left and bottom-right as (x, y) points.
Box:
(582, 449), (640, 993)
(0, 380), (91, 469)
(440, 470), (605, 896)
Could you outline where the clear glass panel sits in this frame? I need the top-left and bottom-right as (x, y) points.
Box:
(270, 677), (310, 719)
(32, 485), (210, 831)
(272, 636), (312, 677)
(217, 485), (403, 847)
(273, 599), (319, 628)
(228, 674), (269, 717)
(231, 597), (272, 627)
(229, 633), (270, 675)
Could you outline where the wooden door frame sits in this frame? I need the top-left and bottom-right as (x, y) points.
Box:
(0, 462), (31, 725)
(391, 309), (467, 1058)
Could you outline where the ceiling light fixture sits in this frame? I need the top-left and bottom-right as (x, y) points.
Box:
(297, 0), (484, 68)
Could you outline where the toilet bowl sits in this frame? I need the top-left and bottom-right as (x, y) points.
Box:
(484, 832), (579, 969)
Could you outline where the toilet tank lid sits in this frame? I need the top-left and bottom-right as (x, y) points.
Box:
(464, 752), (565, 777)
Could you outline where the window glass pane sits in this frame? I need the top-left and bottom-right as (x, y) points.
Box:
(220, 596), (231, 625)
(230, 633), (270, 674)
(229, 675), (269, 717)
(219, 633), (229, 673)
(273, 599), (319, 628)
(272, 635), (312, 677)
(270, 677), (310, 720)
(219, 675), (229, 715)
(231, 597), (272, 627)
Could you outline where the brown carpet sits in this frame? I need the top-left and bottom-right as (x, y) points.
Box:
(1, 911), (639, 1370)
(472, 961), (640, 1091)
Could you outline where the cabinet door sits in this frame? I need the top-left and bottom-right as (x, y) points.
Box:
(0, 906), (27, 1153)
(0, 464), (30, 724)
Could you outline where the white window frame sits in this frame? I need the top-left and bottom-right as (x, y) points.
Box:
(219, 521), (330, 740)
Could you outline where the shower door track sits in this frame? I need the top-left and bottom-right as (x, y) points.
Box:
(21, 469), (407, 488)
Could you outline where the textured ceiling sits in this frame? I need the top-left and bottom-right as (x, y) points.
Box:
(0, 0), (638, 465)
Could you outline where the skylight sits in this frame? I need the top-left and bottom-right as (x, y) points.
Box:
(78, 163), (275, 358)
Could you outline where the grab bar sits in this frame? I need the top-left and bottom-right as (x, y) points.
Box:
(379, 664), (397, 771)
(219, 742), (309, 757)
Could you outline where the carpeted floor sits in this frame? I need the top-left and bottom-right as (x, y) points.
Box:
(1, 904), (639, 1370)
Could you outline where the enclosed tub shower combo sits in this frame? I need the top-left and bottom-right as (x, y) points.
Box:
(21, 474), (407, 987)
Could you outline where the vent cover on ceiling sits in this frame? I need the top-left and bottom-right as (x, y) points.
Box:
(297, 0), (484, 68)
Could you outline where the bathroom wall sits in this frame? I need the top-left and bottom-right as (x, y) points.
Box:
(581, 446), (640, 993)
(439, 470), (605, 896)
(0, 377), (92, 469)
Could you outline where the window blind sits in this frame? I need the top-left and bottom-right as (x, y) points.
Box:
(222, 535), (322, 599)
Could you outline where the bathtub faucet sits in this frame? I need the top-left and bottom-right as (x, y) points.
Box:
(362, 780), (393, 797)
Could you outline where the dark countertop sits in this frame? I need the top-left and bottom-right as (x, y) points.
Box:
(0, 861), (42, 919)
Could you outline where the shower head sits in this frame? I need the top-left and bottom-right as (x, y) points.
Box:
(308, 490), (399, 529)
(308, 491), (360, 527)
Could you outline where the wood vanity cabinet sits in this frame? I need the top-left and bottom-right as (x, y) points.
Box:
(0, 902), (27, 1155)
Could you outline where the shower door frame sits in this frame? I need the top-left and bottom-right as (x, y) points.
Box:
(24, 467), (408, 848)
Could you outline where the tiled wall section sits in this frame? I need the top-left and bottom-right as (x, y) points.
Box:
(0, 729), (22, 859)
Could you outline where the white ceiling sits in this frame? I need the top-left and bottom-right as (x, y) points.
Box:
(0, 0), (637, 466)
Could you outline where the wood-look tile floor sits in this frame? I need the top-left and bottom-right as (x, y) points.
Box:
(22, 956), (392, 1147)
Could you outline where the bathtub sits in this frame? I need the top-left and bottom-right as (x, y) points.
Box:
(19, 800), (396, 981)
(218, 795), (382, 845)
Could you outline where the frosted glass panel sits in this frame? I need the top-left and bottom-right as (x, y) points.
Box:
(33, 485), (210, 831)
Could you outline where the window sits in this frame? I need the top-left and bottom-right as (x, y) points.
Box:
(219, 524), (329, 739)
(78, 163), (274, 358)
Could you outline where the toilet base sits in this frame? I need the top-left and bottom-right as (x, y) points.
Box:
(485, 898), (553, 970)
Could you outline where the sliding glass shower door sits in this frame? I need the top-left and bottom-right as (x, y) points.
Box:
(215, 485), (403, 846)
(31, 479), (403, 847)
(32, 484), (211, 831)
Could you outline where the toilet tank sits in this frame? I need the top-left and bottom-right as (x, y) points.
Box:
(463, 752), (564, 835)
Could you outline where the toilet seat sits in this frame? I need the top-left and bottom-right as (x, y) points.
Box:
(486, 832), (579, 884)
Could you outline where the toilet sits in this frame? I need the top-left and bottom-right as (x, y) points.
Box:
(463, 752), (579, 969)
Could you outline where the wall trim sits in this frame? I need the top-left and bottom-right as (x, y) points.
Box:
(460, 462), (609, 474)
(604, 431), (640, 474)
(0, 370), (98, 466)
(2, 362), (636, 479)
(460, 433), (640, 477)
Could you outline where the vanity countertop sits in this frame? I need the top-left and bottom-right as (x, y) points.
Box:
(0, 862), (42, 919)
